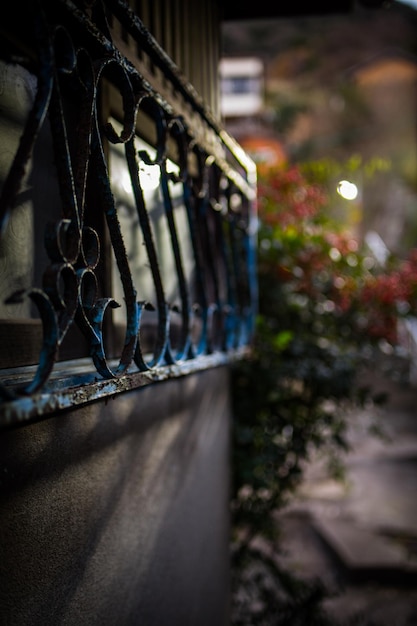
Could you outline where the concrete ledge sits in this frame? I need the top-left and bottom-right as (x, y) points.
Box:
(312, 518), (417, 583)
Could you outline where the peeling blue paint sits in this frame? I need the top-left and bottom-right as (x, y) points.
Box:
(0, 0), (257, 429)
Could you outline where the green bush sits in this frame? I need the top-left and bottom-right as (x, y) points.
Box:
(230, 159), (417, 623)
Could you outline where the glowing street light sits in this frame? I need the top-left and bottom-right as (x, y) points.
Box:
(337, 179), (358, 200)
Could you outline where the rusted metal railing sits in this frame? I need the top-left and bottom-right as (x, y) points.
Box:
(0, 0), (257, 428)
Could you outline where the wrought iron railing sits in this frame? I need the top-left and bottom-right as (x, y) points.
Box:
(0, 0), (257, 428)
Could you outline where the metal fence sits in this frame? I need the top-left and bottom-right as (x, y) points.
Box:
(0, 0), (257, 428)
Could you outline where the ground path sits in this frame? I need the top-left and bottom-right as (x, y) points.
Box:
(275, 356), (417, 625)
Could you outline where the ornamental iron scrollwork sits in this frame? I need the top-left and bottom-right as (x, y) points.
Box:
(0, 0), (257, 406)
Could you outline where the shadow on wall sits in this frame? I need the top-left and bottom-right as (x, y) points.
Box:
(0, 369), (232, 626)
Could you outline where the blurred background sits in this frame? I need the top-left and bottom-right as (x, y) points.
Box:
(220, 0), (417, 257)
(225, 5), (417, 624)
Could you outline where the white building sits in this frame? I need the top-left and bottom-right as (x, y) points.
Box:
(219, 57), (264, 118)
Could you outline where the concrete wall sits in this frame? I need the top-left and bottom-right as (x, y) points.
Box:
(0, 367), (232, 626)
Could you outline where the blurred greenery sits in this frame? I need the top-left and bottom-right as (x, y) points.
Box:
(230, 158), (417, 623)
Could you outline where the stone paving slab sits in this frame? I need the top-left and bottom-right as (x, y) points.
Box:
(312, 517), (417, 582)
(272, 362), (417, 623)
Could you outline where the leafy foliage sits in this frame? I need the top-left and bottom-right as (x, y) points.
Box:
(230, 159), (417, 623)
(231, 545), (335, 626)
